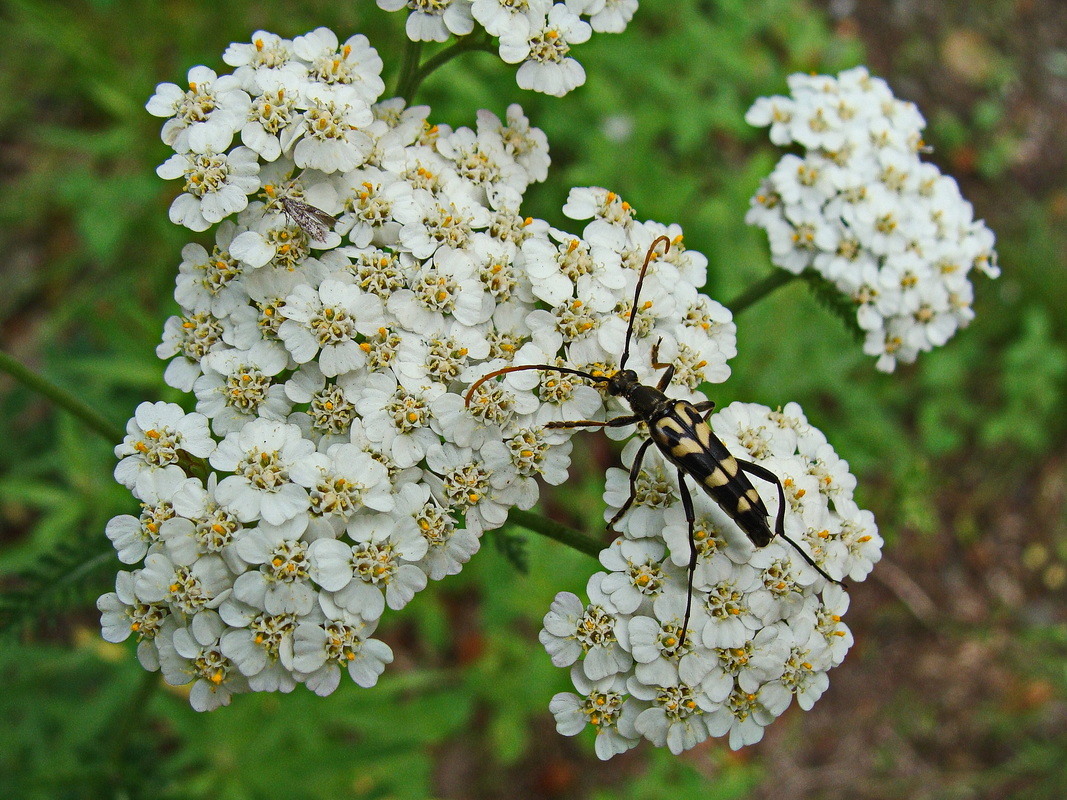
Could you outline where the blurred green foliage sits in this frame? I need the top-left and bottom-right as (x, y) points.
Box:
(2, 0), (1066, 798)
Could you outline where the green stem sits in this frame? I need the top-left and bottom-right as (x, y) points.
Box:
(58, 549), (115, 590)
(724, 269), (799, 316)
(394, 37), (423, 102)
(105, 667), (159, 785)
(394, 32), (496, 102)
(506, 508), (603, 559)
(0, 349), (125, 443)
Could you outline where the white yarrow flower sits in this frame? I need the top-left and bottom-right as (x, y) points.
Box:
(209, 419), (314, 525)
(157, 147), (261, 231)
(378, 0), (475, 42)
(746, 67), (999, 371)
(499, 5), (592, 97)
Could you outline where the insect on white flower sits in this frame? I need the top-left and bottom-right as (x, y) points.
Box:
(278, 196), (340, 243)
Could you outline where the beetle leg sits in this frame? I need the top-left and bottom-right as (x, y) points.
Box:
(545, 413), (641, 430)
(692, 400), (716, 421)
(736, 459), (842, 585)
(655, 363), (676, 392)
(604, 414), (644, 428)
(677, 470), (697, 651)
(651, 338), (670, 369)
(736, 460), (787, 539)
(606, 437), (655, 532)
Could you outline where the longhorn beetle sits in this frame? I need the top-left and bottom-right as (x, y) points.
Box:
(465, 234), (840, 648)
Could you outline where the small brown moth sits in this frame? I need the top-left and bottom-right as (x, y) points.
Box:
(278, 196), (339, 243)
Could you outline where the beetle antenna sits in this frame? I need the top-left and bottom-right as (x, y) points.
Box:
(464, 364), (600, 407)
(619, 235), (671, 371)
(781, 532), (842, 586)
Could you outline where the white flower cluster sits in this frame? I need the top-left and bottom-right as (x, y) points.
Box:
(377, 0), (638, 96)
(744, 67), (1000, 372)
(98, 27), (735, 713)
(541, 402), (882, 757)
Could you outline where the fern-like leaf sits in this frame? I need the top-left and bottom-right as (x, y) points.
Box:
(491, 527), (530, 575)
(802, 271), (865, 343)
(0, 536), (115, 637)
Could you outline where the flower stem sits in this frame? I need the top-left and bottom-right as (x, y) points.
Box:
(105, 666), (159, 785)
(725, 269), (799, 315)
(394, 32), (497, 102)
(506, 508), (603, 560)
(394, 37), (424, 102)
(0, 349), (125, 443)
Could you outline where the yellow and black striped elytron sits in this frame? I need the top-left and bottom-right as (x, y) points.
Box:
(465, 235), (838, 646)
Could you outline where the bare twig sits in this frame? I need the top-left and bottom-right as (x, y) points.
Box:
(872, 556), (939, 628)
